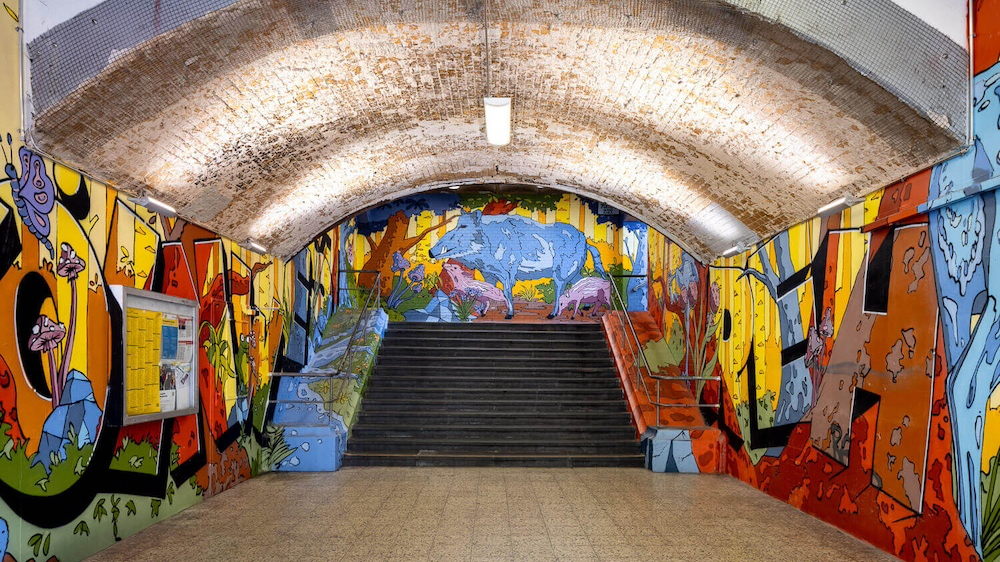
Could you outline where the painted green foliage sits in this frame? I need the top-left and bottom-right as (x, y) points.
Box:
(108, 438), (158, 476)
(0, 422), (94, 496)
(642, 318), (687, 373)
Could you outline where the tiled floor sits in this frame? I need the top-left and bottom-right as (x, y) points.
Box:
(86, 467), (900, 561)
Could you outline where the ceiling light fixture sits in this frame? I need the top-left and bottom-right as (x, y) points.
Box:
(721, 236), (759, 258)
(243, 239), (268, 254)
(127, 195), (177, 218)
(482, 0), (510, 146)
(721, 245), (743, 258)
(817, 195), (864, 217)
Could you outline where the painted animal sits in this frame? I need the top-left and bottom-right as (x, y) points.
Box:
(556, 277), (612, 319)
(441, 262), (506, 313)
(429, 211), (605, 319)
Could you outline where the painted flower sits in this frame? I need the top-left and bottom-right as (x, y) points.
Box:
(687, 281), (699, 306)
(408, 264), (425, 284)
(56, 243), (85, 279)
(391, 251), (410, 273)
(674, 284), (689, 308)
(28, 315), (65, 353)
(709, 283), (720, 312)
(466, 287), (483, 299)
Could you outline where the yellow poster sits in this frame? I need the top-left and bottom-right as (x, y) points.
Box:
(125, 309), (162, 416)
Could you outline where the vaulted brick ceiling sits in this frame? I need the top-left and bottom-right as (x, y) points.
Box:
(26, 0), (966, 260)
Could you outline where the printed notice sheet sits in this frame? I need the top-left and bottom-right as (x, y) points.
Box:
(120, 286), (198, 423)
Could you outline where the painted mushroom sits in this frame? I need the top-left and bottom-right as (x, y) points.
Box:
(28, 315), (66, 407)
(55, 242), (86, 404)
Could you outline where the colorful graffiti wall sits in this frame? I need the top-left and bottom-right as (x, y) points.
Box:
(0, 7), (298, 561)
(701, 21), (1000, 560)
(339, 192), (648, 323)
(270, 229), (390, 471)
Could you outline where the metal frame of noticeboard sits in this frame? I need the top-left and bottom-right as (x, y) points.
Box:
(110, 285), (200, 426)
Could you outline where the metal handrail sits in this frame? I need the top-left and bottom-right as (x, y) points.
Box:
(605, 273), (658, 421)
(606, 273), (721, 426)
(334, 269), (382, 399)
(268, 370), (356, 407)
(267, 270), (384, 435)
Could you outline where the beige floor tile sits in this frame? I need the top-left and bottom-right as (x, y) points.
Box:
(83, 468), (902, 562)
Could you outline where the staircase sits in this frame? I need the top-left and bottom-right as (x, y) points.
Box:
(343, 322), (643, 467)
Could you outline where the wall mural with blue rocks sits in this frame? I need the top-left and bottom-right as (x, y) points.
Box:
(270, 302), (387, 472)
(0, 138), (298, 561)
(0, 7), (300, 560)
(340, 192), (648, 323)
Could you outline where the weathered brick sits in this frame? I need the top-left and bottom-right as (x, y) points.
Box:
(29, 0), (960, 260)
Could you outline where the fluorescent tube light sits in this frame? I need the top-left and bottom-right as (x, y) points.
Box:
(128, 195), (177, 218)
(817, 196), (863, 217)
(244, 239), (267, 254)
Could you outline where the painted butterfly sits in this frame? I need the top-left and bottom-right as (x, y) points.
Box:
(2, 134), (55, 258)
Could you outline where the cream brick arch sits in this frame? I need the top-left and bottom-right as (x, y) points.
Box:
(26, 0), (964, 260)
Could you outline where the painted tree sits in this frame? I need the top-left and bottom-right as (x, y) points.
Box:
(738, 231), (813, 428)
(355, 194), (461, 295)
(622, 221), (648, 310)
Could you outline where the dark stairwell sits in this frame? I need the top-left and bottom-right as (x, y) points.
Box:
(343, 322), (644, 467)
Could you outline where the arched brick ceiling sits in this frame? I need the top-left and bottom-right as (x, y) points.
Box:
(27, 0), (963, 260)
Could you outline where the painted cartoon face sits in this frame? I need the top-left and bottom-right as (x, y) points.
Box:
(28, 315), (66, 353)
(57, 243), (86, 279)
(12, 147), (56, 257)
(442, 262), (464, 279)
(429, 211), (483, 261)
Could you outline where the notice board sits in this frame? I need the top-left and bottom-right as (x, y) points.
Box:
(111, 286), (199, 425)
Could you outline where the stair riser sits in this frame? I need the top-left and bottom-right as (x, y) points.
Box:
(377, 357), (614, 368)
(355, 413), (634, 426)
(358, 401), (628, 413)
(387, 323), (604, 334)
(341, 455), (645, 468)
(347, 442), (641, 454)
(370, 378), (621, 389)
(382, 336), (608, 347)
(373, 366), (617, 377)
(377, 347), (610, 359)
(363, 391), (624, 403)
(351, 428), (637, 440)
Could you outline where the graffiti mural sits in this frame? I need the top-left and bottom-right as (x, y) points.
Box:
(268, 231), (388, 472)
(342, 192), (647, 323)
(0, 7), (296, 560)
(639, 229), (722, 423)
(428, 210), (607, 319)
(698, 57), (1000, 561)
(0, 141), (296, 560)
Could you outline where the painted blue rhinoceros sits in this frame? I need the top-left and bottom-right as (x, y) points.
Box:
(429, 211), (605, 319)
